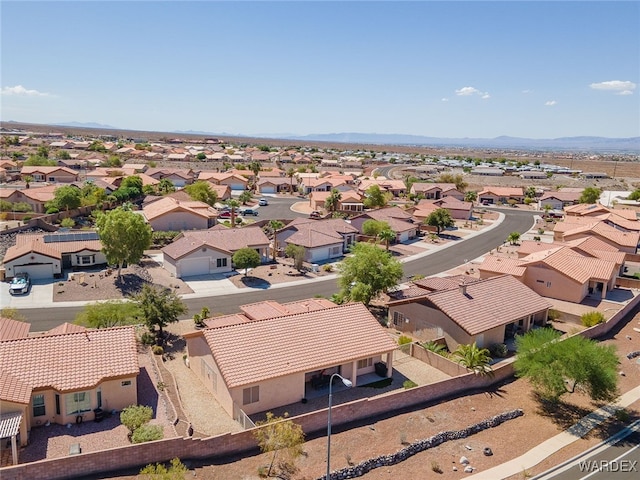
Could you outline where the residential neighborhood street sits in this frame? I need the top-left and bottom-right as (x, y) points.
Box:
(14, 208), (536, 332)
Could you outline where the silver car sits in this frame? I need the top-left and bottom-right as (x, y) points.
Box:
(9, 272), (31, 295)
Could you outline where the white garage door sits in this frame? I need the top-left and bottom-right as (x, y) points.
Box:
(16, 264), (54, 280)
(179, 257), (210, 278)
(260, 186), (276, 194)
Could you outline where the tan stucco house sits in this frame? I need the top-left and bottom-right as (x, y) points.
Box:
(386, 274), (551, 350)
(142, 196), (218, 231)
(275, 218), (358, 263)
(162, 225), (270, 278)
(20, 166), (80, 183)
(184, 300), (397, 417)
(0, 321), (139, 460)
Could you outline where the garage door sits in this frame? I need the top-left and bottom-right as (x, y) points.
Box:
(179, 257), (210, 278)
(260, 186), (276, 194)
(16, 264), (54, 280)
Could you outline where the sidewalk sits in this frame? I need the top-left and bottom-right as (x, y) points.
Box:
(467, 385), (640, 479)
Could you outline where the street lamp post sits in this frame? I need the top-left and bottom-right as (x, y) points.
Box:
(326, 373), (352, 480)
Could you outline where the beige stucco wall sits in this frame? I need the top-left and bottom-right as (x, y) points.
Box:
(523, 265), (587, 302)
(230, 373), (306, 416)
(4, 253), (61, 277)
(187, 336), (234, 416)
(150, 212), (209, 231)
(69, 249), (108, 268)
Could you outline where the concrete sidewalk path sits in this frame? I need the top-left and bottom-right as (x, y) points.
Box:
(467, 385), (640, 479)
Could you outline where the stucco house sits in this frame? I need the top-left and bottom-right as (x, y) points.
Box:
(256, 177), (294, 194)
(411, 197), (473, 221)
(357, 178), (407, 197)
(197, 172), (248, 191)
(350, 206), (418, 243)
(20, 166), (80, 183)
(183, 300), (396, 417)
(478, 187), (524, 205)
(142, 196), (218, 231)
(478, 239), (623, 303)
(308, 188), (365, 214)
(538, 191), (581, 210)
(0, 322), (138, 458)
(409, 183), (464, 201)
(2, 230), (107, 280)
(553, 220), (639, 254)
(144, 168), (195, 187)
(162, 225), (270, 278)
(386, 274), (551, 350)
(276, 217), (358, 263)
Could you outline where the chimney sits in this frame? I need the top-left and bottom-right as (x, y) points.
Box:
(459, 283), (467, 295)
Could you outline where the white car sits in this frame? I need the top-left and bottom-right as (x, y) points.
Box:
(9, 272), (31, 295)
(258, 198), (269, 206)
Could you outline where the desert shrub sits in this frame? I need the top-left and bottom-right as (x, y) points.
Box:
(403, 380), (418, 389)
(533, 236), (541, 241)
(140, 458), (187, 479)
(132, 424), (164, 443)
(322, 264), (333, 272)
(60, 217), (75, 228)
(421, 341), (448, 356)
(398, 335), (412, 345)
(581, 311), (605, 327)
(489, 343), (508, 358)
(22, 215), (32, 222)
(431, 460), (443, 473)
(152, 345), (164, 355)
(547, 308), (561, 321)
(120, 405), (153, 435)
(46, 207), (59, 214)
(537, 228), (545, 234)
(614, 408), (630, 422)
(140, 331), (156, 345)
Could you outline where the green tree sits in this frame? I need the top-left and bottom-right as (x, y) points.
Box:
(286, 167), (297, 193)
(581, 311), (605, 327)
(226, 199), (241, 228)
(57, 150), (71, 160)
(506, 231), (521, 245)
(451, 343), (493, 376)
(253, 412), (305, 478)
(268, 220), (284, 261)
(378, 228), (396, 251)
(196, 152), (207, 160)
(120, 405), (153, 436)
(285, 244), (306, 272)
(51, 185), (82, 212)
(157, 178), (175, 195)
(88, 141), (107, 152)
(325, 188), (342, 213)
(362, 219), (389, 237)
(140, 458), (188, 480)
(248, 160), (261, 178)
(184, 181), (218, 206)
(628, 189), (640, 201)
(337, 242), (403, 305)
(238, 190), (253, 205)
(437, 173), (467, 192)
(37, 145), (50, 158)
(424, 208), (455, 234)
(233, 247), (262, 276)
(132, 424), (164, 444)
(120, 175), (143, 196)
(75, 300), (142, 328)
(133, 284), (187, 339)
(23, 155), (56, 166)
(579, 187), (602, 204)
(514, 328), (619, 402)
(60, 217), (75, 228)
(464, 191), (477, 204)
(363, 184), (390, 209)
(96, 207), (152, 278)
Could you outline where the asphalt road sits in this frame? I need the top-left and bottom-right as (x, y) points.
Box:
(534, 427), (640, 480)
(19, 208), (536, 330)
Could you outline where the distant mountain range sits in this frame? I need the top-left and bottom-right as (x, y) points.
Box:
(34, 121), (640, 153)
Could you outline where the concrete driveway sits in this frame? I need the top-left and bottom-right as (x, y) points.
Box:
(1, 278), (54, 310)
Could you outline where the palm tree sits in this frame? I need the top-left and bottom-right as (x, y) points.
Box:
(377, 228), (396, 251)
(506, 231), (521, 245)
(451, 343), (493, 376)
(226, 199), (241, 228)
(286, 167), (296, 194)
(268, 219), (284, 261)
(324, 188), (342, 213)
(464, 190), (477, 206)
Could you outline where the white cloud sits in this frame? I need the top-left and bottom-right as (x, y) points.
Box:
(589, 80), (636, 95)
(522, 89), (532, 94)
(545, 100), (557, 106)
(1, 85), (52, 97)
(455, 86), (490, 99)
(441, 97), (449, 102)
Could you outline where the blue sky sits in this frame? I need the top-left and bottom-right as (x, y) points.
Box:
(2, 1), (638, 139)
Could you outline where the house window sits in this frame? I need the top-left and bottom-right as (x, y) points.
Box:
(49, 176), (56, 182)
(392, 311), (404, 326)
(217, 258), (227, 268)
(55, 394), (61, 415)
(243, 386), (259, 405)
(66, 391), (92, 415)
(77, 255), (93, 265)
(33, 394), (46, 417)
(357, 358), (373, 369)
(331, 246), (341, 255)
(97, 389), (102, 409)
(121, 380), (132, 387)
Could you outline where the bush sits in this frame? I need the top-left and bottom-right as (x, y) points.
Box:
(120, 405), (153, 435)
(431, 460), (443, 473)
(60, 217), (75, 228)
(132, 424), (164, 443)
(22, 216), (32, 222)
(398, 335), (412, 345)
(140, 332), (156, 345)
(403, 380), (418, 389)
(489, 343), (508, 358)
(46, 207), (60, 214)
(581, 311), (605, 327)
(152, 345), (164, 355)
(322, 264), (333, 272)
(547, 308), (561, 321)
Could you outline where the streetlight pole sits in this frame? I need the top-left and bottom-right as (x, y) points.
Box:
(326, 373), (352, 480)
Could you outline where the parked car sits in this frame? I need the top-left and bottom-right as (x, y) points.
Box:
(218, 211), (233, 219)
(241, 209), (259, 216)
(309, 210), (322, 219)
(9, 272), (31, 295)
(258, 198), (269, 206)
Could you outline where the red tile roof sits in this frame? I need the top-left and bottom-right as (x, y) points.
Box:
(196, 303), (397, 388)
(162, 226), (270, 260)
(0, 371), (32, 405)
(0, 326), (139, 392)
(425, 275), (552, 335)
(0, 318), (31, 341)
